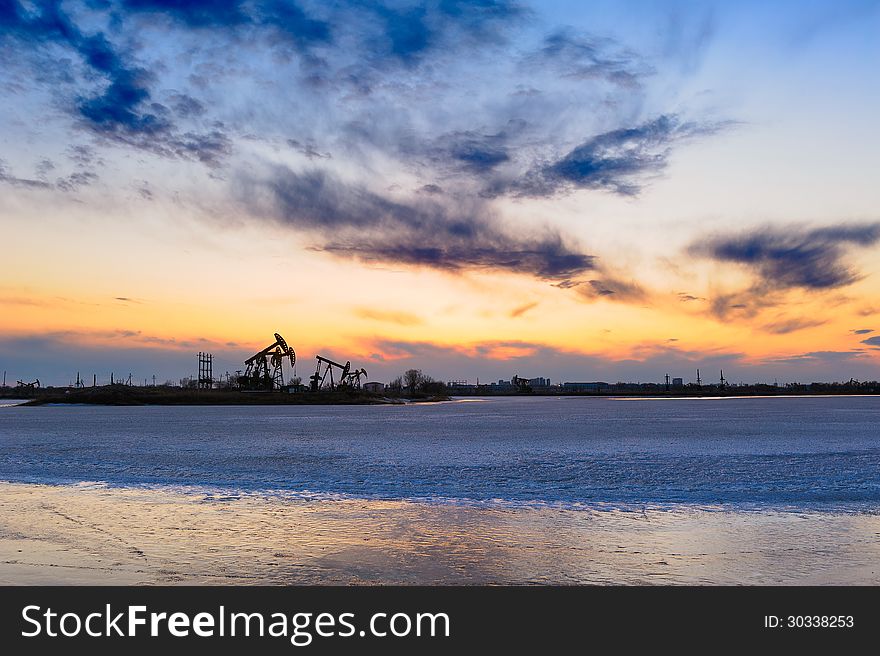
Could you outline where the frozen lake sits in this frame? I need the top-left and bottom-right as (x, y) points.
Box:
(2, 395), (879, 510)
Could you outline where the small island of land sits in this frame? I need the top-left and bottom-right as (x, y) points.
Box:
(9, 384), (449, 407)
(3, 378), (880, 407)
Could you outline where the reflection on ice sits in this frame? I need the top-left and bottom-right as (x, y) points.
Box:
(0, 482), (877, 585)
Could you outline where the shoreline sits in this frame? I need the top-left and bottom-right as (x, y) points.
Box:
(1, 481), (877, 585)
(5, 388), (880, 407)
(5, 386), (449, 407)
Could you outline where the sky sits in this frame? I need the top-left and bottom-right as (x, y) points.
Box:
(2, 0), (880, 387)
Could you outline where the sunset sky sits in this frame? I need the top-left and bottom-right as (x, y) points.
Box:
(2, 0), (880, 386)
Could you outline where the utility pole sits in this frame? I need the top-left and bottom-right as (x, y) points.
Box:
(696, 369), (701, 386)
(665, 373), (670, 391)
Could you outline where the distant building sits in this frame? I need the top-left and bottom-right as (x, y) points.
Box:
(672, 377), (683, 387)
(528, 377), (551, 387)
(562, 382), (610, 392)
(363, 382), (385, 393)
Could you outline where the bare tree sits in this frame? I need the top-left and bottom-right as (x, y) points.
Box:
(404, 369), (423, 396)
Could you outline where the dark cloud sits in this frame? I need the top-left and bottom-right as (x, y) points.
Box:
(447, 133), (510, 172)
(0, 1), (229, 166)
(551, 279), (582, 289)
(67, 144), (100, 167)
(0, 4), (166, 137)
(577, 278), (647, 302)
(762, 317), (827, 334)
(55, 170), (99, 192)
(423, 128), (515, 175)
(691, 223), (880, 292)
(168, 129), (233, 165)
(862, 336), (880, 347)
(0, 159), (52, 189)
(0, 158), (97, 192)
(237, 164), (595, 279)
(0, 1), (533, 170)
(496, 115), (715, 198)
(119, 0), (518, 67)
(122, 0), (331, 48)
(529, 28), (650, 87)
(169, 93), (206, 118)
(286, 138), (331, 160)
(75, 32), (166, 135)
(852, 328), (873, 335)
(35, 158), (56, 179)
(364, 0), (525, 65)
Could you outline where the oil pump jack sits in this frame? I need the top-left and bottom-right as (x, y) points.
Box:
(341, 366), (368, 389)
(240, 332), (296, 390)
(310, 355), (367, 391)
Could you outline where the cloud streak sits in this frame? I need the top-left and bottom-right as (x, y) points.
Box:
(692, 223), (880, 291)
(0, 0), (231, 165)
(528, 28), (651, 87)
(691, 222), (880, 318)
(238, 165), (596, 280)
(0, 158), (96, 192)
(496, 115), (716, 197)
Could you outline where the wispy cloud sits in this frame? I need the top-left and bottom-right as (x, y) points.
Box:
(0, 160), (51, 189)
(495, 115), (721, 198)
(691, 222), (880, 318)
(0, 158), (97, 192)
(237, 165), (595, 280)
(510, 302), (538, 318)
(0, 1), (231, 166)
(579, 278), (647, 302)
(762, 317), (826, 334)
(527, 28), (651, 87)
(692, 223), (880, 291)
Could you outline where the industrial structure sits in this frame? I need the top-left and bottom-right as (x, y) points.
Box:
(239, 332), (296, 391)
(198, 352), (213, 390)
(309, 355), (368, 391)
(233, 333), (370, 393)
